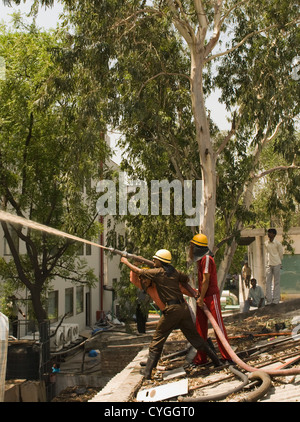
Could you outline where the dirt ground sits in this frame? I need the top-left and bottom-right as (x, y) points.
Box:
(52, 306), (300, 402)
(51, 386), (100, 402)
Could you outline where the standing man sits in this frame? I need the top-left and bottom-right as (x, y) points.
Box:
(242, 262), (251, 289)
(135, 288), (150, 334)
(243, 278), (265, 313)
(189, 234), (232, 365)
(121, 248), (221, 379)
(265, 228), (283, 305)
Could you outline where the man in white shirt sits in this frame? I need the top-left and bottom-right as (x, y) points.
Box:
(242, 262), (251, 288)
(265, 228), (283, 305)
(243, 278), (265, 312)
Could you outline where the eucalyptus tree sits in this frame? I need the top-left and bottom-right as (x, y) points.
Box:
(3, 0), (299, 290)
(0, 21), (108, 322)
(61, 0), (299, 287)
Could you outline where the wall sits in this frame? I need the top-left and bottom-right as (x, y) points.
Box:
(0, 155), (126, 333)
(0, 213), (125, 333)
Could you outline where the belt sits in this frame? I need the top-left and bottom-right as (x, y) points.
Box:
(166, 299), (185, 306)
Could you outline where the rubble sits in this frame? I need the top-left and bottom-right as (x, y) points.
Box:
(132, 301), (300, 403)
(51, 386), (100, 402)
(51, 300), (300, 402)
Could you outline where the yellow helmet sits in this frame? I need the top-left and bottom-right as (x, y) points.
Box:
(191, 233), (208, 247)
(153, 249), (172, 264)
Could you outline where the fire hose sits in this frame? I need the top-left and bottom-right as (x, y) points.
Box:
(0, 210), (154, 268)
(1, 211), (298, 377)
(239, 371), (272, 402)
(178, 365), (249, 402)
(203, 303), (300, 376)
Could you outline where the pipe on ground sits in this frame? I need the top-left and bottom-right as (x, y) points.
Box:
(178, 365), (248, 402)
(239, 370), (272, 402)
(160, 347), (190, 361)
(203, 304), (300, 376)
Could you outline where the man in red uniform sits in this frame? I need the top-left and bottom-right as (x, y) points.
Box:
(189, 234), (232, 365)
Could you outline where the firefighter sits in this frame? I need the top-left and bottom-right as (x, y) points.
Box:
(121, 249), (221, 379)
(189, 234), (232, 365)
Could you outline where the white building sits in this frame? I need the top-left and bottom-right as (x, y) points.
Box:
(0, 153), (125, 335)
(46, 214), (125, 331)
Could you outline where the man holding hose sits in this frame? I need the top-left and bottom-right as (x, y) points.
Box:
(121, 248), (221, 379)
(189, 234), (232, 365)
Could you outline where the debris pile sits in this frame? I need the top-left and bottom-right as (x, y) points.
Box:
(52, 386), (100, 402)
(50, 303), (300, 402)
(134, 306), (300, 402)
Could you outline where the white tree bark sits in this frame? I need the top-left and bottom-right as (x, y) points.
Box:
(164, 0), (298, 287)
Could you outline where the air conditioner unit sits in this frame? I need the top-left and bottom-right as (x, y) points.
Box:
(61, 324), (72, 347)
(68, 323), (80, 342)
(49, 326), (64, 351)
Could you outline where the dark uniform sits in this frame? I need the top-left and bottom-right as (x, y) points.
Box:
(140, 266), (221, 378)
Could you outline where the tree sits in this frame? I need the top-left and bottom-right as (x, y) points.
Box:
(3, 1), (299, 291)
(0, 20), (108, 323)
(60, 1), (299, 286)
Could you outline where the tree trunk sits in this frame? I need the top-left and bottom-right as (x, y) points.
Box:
(217, 240), (239, 293)
(217, 177), (257, 291)
(190, 49), (217, 249)
(29, 286), (48, 324)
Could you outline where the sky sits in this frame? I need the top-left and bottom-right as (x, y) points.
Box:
(0, 0), (230, 164)
(0, 0), (64, 30)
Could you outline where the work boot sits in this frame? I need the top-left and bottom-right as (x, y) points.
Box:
(207, 337), (217, 353)
(140, 352), (161, 379)
(201, 342), (222, 367)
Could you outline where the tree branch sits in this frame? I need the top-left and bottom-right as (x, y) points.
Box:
(193, 0), (208, 29)
(219, 0), (250, 27)
(257, 165), (300, 179)
(216, 112), (239, 157)
(165, 0), (196, 45)
(205, 0), (222, 56)
(137, 71), (191, 96)
(22, 112), (34, 196)
(112, 7), (162, 30)
(205, 18), (300, 63)
(1, 221), (32, 290)
(213, 224), (255, 253)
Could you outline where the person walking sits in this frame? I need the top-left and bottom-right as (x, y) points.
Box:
(242, 262), (251, 289)
(189, 234), (232, 365)
(265, 228), (283, 305)
(243, 278), (265, 313)
(121, 249), (221, 379)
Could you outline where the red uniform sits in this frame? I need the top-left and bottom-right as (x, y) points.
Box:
(194, 254), (231, 364)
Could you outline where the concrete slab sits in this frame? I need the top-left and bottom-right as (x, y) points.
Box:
(4, 380), (25, 402)
(136, 378), (188, 402)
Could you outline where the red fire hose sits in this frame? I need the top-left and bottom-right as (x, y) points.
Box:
(203, 304), (300, 376)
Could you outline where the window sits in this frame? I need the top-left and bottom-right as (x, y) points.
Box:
(65, 288), (74, 317)
(48, 291), (58, 322)
(76, 242), (92, 256)
(77, 243), (84, 255)
(86, 243), (91, 256)
(3, 225), (19, 255)
(76, 286), (84, 314)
